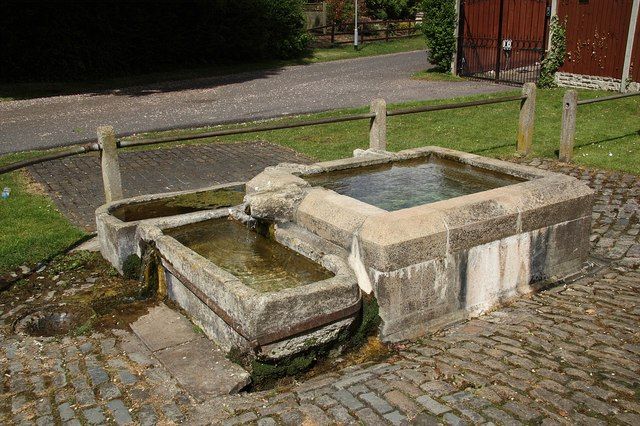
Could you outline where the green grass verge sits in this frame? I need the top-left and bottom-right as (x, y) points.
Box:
(412, 69), (465, 82)
(311, 37), (426, 62)
(126, 88), (640, 174)
(0, 37), (425, 101)
(0, 153), (85, 273)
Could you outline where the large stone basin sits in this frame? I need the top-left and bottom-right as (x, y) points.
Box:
(245, 146), (594, 341)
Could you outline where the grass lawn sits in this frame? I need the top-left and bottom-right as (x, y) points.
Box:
(412, 69), (465, 82)
(125, 87), (640, 173)
(0, 161), (85, 273)
(0, 86), (637, 275)
(0, 37), (426, 101)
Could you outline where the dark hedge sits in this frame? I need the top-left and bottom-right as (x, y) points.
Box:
(0, 1), (309, 83)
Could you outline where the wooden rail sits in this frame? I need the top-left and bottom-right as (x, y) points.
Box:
(308, 19), (419, 46)
(0, 90), (535, 204)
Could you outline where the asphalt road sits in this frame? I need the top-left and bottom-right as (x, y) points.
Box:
(0, 51), (510, 154)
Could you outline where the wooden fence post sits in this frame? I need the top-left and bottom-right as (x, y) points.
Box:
(559, 90), (578, 162)
(369, 98), (387, 151)
(97, 125), (123, 203)
(516, 82), (537, 155)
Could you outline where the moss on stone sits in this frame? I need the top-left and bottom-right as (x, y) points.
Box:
(122, 254), (142, 280)
(248, 351), (319, 389)
(165, 188), (244, 210)
(240, 295), (384, 389)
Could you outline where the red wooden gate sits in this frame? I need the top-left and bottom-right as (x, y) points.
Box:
(457, 0), (551, 84)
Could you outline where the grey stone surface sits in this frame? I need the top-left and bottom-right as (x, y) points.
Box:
(249, 147), (593, 341)
(131, 303), (251, 399)
(141, 214), (359, 360)
(130, 304), (199, 352)
(82, 407), (106, 425)
(555, 71), (640, 92)
(155, 337), (250, 401)
(245, 168), (309, 222)
(106, 399), (133, 425)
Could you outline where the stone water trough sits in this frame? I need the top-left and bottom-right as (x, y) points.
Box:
(96, 182), (245, 273)
(245, 146), (594, 342)
(96, 145), (592, 364)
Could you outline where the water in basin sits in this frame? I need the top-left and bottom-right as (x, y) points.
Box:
(166, 218), (333, 293)
(305, 157), (523, 211)
(111, 188), (245, 222)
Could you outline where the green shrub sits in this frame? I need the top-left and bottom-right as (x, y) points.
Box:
(0, 1), (309, 82)
(538, 17), (567, 89)
(366, 0), (414, 20)
(420, 0), (456, 72)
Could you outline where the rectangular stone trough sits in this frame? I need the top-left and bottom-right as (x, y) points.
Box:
(96, 182), (245, 273)
(245, 146), (594, 342)
(136, 213), (360, 360)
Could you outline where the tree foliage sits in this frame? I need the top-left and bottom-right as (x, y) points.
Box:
(366, 0), (417, 20)
(420, 0), (456, 72)
(0, 1), (310, 82)
(327, 0), (368, 25)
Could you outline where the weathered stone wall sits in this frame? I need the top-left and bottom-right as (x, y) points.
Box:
(367, 216), (591, 342)
(555, 72), (640, 92)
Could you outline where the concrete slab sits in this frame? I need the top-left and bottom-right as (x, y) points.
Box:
(129, 303), (251, 399)
(130, 304), (199, 352)
(155, 337), (250, 400)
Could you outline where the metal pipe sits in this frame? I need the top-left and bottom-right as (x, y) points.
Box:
(354, 0), (359, 49)
(577, 91), (640, 106)
(387, 95), (525, 117)
(0, 143), (99, 175)
(0, 95), (526, 175)
(118, 112), (375, 148)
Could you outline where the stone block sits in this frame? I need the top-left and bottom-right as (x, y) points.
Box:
(296, 188), (386, 249)
(155, 337), (250, 401)
(95, 182), (244, 273)
(359, 206), (448, 271)
(435, 192), (520, 253)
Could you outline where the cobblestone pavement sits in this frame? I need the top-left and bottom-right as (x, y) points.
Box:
(27, 141), (310, 231)
(1, 158), (639, 425)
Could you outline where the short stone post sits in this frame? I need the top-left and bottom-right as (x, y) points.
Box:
(97, 125), (123, 203)
(369, 98), (387, 151)
(559, 90), (578, 162)
(517, 82), (536, 156)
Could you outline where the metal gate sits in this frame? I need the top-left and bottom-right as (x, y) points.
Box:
(457, 0), (551, 84)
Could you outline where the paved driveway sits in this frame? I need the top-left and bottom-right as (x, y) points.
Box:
(0, 51), (510, 154)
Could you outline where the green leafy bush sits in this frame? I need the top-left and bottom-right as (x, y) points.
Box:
(538, 17), (567, 88)
(0, 1), (309, 82)
(366, 0), (416, 20)
(420, 0), (456, 72)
